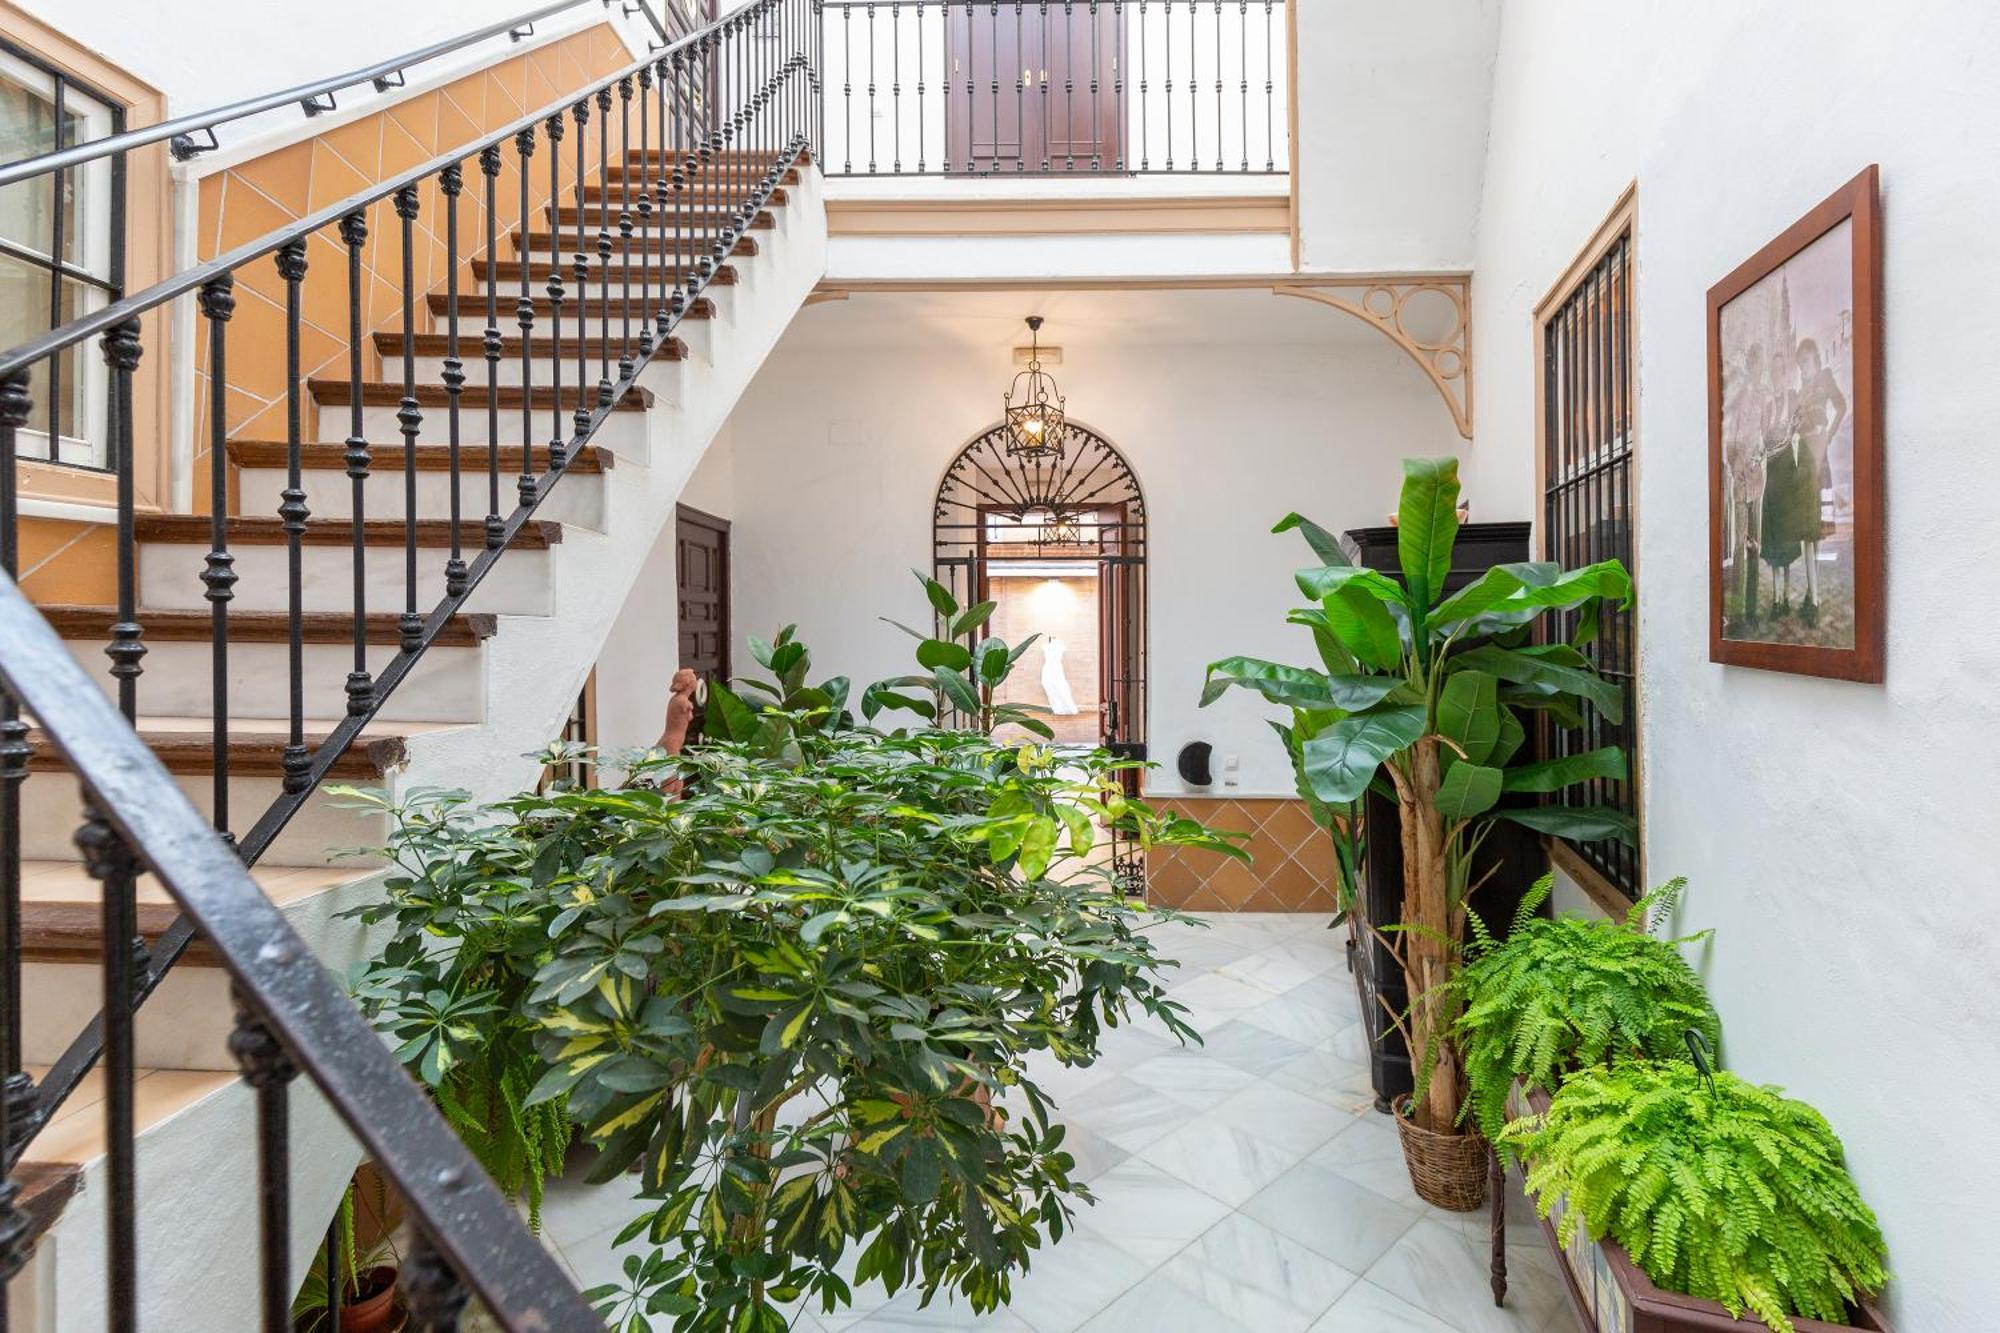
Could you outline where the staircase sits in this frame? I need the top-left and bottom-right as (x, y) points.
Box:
(0, 3), (823, 1327)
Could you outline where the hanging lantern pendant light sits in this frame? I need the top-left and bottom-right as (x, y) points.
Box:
(1004, 315), (1068, 460)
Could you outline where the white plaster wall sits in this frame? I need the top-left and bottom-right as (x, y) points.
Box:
(1473, 4), (2000, 1327)
(1291, 0), (1501, 273)
(708, 295), (1474, 797)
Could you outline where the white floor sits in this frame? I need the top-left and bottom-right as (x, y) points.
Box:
(537, 912), (1578, 1333)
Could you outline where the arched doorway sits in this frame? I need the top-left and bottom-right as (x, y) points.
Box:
(932, 421), (1148, 887)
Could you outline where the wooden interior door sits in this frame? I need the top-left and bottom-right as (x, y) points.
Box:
(676, 504), (731, 740)
(947, 3), (1122, 172)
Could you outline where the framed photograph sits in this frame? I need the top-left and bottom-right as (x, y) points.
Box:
(1708, 165), (1883, 681)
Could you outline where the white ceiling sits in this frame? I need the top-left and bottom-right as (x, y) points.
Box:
(781, 287), (1400, 354)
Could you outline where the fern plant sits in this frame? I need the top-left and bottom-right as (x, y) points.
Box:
(1455, 874), (1720, 1148)
(1508, 1061), (1888, 1333)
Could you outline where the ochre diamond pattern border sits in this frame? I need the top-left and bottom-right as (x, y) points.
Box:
(1145, 796), (1338, 913)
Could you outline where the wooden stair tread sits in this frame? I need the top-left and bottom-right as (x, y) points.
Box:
(25, 717), (439, 778)
(137, 514), (564, 549)
(470, 256), (737, 285)
(368, 331), (685, 365)
(428, 292), (713, 320)
(226, 438), (615, 474)
(21, 1066), (242, 1167)
(547, 206), (774, 229)
(304, 379), (654, 412)
(19, 861), (381, 968)
(11, 1161), (81, 1249)
(36, 604), (497, 647)
(511, 231), (758, 256)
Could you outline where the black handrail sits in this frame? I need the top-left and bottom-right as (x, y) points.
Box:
(0, 0), (670, 181)
(0, 0), (818, 1321)
(0, 572), (600, 1331)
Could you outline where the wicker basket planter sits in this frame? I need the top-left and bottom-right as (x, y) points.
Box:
(1496, 1086), (1894, 1333)
(1391, 1094), (1487, 1211)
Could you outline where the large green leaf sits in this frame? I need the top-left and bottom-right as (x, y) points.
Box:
(1494, 804), (1638, 846)
(1294, 563), (1407, 606)
(1491, 705), (1527, 767)
(1454, 644), (1625, 724)
(1396, 457), (1462, 616)
(1200, 658), (1404, 712)
(1291, 595), (1403, 673)
(1299, 706), (1425, 806)
(705, 680), (759, 742)
(916, 638), (972, 672)
(933, 666), (980, 715)
(917, 570), (959, 618)
(1501, 746), (1627, 794)
(1273, 512), (1349, 568)
(1436, 669), (1500, 765)
(1430, 559), (1634, 631)
(1435, 761), (1502, 821)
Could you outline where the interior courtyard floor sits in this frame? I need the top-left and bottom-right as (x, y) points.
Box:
(536, 912), (1577, 1332)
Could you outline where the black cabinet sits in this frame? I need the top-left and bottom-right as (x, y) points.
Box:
(1338, 522), (1546, 1113)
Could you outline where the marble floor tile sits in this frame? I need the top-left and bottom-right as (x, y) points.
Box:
(1004, 1224), (1152, 1332)
(1076, 1269), (1238, 1333)
(1271, 1044), (1378, 1113)
(1136, 1114), (1305, 1206)
(1308, 1279), (1462, 1333)
(1365, 1218), (1567, 1333)
(1242, 1159), (1423, 1273)
(1196, 1019), (1313, 1079)
(1204, 1080), (1354, 1157)
(846, 1290), (1037, 1330)
(1237, 989), (1362, 1048)
(1064, 1073), (1202, 1153)
(1165, 971), (1283, 1021)
(1158, 1212), (1359, 1333)
(1308, 1111), (1424, 1201)
(1216, 946), (1328, 997)
(1120, 1049), (1257, 1110)
(1073, 1159), (1233, 1266)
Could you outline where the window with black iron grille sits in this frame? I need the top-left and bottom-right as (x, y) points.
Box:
(0, 38), (125, 470)
(1539, 214), (1638, 902)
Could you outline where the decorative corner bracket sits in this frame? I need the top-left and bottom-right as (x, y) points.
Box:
(1273, 279), (1473, 440)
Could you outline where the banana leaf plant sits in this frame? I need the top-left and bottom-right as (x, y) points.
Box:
(1202, 457), (1635, 1136)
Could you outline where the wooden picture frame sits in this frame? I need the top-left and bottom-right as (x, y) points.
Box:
(1708, 165), (1883, 681)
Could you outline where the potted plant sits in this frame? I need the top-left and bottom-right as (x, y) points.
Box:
(1455, 874), (1720, 1152)
(1506, 1060), (1891, 1333)
(349, 579), (1241, 1332)
(1203, 457), (1634, 1209)
(291, 1182), (402, 1333)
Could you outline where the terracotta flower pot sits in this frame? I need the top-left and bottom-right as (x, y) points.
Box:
(1391, 1094), (1488, 1212)
(337, 1266), (402, 1333)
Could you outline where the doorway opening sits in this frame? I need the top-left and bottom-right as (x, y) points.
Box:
(933, 422), (1148, 886)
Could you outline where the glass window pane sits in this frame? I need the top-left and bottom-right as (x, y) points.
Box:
(0, 48), (117, 277)
(0, 251), (107, 466)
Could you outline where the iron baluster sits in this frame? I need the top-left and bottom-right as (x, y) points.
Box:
(988, 3), (997, 173)
(339, 212), (374, 714)
(636, 65), (656, 359)
(544, 115), (569, 473)
(229, 985), (299, 1333)
(1238, 0), (1247, 171)
(200, 279), (243, 827)
(866, 3), (876, 173)
(1040, 2), (1050, 172)
(1064, 2), (1074, 172)
(596, 87), (615, 407)
(75, 798), (140, 1331)
(1089, 0), (1100, 171)
(276, 242), (312, 793)
(572, 99), (592, 442)
(1163, 0), (1172, 169)
(842, 3), (851, 173)
(1264, 0), (1273, 171)
(514, 128), (538, 507)
(1138, 0), (1147, 170)
(479, 145), (506, 550)
(913, 1), (923, 172)
(441, 165), (471, 591)
(1014, 1), (1024, 172)
(1215, 0), (1224, 170)
(1114, 0), (1125, 171)
(395, 185), (426, 651)
(618, 77), (636, 385)
(105, 322), (146, 724)
(325, 1210), (344, 1333)
(0, 372), (28, 1317)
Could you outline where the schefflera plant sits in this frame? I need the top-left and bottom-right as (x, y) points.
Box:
(1203, 457), (1636, 1136)
(351, 588), (1240, 1333)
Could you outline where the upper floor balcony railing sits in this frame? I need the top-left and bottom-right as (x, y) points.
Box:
(819, 0), (1290, 179)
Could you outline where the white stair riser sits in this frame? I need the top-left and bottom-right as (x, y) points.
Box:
(139, 540), (555, 616)
(61, 637), (487, 724)
(477, 274), (737, 305)
(315, 401), (647, 452)
(409, 350), (689, 400)
(23, 961), (236, 1070)
(436, 308), (720, 343)
(236, 462), (606, 531)
(19, 771), (389, 867)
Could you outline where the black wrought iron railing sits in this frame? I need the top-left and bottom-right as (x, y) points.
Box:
(0, 0), (818, 1326)
(819, 0), (1290, 178)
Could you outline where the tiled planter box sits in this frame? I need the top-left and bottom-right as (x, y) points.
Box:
(1496, 1086), (1894, 1333)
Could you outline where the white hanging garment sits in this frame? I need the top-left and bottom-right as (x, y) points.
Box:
(1040, 636), (1080, 715)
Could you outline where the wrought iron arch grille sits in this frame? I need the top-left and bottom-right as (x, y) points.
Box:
(932, 421), (1149, 894)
